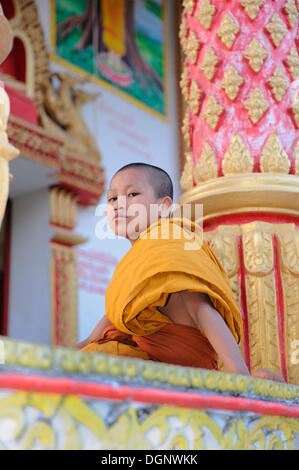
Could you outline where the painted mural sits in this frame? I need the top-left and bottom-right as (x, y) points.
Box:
(52, 0), (167, 118)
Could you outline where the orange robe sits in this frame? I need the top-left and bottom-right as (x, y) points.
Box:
(81, 217), (243, 370)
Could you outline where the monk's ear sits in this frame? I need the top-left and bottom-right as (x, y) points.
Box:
(158, 196), (173, 218)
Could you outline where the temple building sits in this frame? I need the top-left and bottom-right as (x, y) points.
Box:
(0, 0), (299, 451)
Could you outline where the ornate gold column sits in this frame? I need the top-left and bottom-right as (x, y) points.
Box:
(0, 5), (19, 228)
(49, 186), (87, 347)
(179, 0), (299, 384)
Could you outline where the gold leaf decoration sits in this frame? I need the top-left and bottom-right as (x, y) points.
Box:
(180, 66), (190, 102)
(216, 14), (240, 49)
(291, 92), (299, 127)
(265, 13), (288, 47)
(180, 153), (194, 191)
(200, 47), (219, 80)
(268, 66), (289, 102)
(189, 80), (202, 115)
(286, 45), (299, 79)
(240, 0), (265, 20)
(202, 95), (224, 130)
(183, 0), (195, 15)
(222, 134), (254, 175)
(220, 65), (244, 100)
(185, 30), (200, 64)
(194, 142), (218, 183)
(244, 87), (269, 124)
(283, 0), (298, 28)
(179, 15), (188, 50)
(260, 132), (290, 173)
(196, 0), (216, 30)
(182, 111), (192, 147)
(243, 38), (268, 72)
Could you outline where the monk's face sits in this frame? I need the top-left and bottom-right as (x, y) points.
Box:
(106, 168), (168, 243)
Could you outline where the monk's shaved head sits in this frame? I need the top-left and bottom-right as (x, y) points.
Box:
(113, 163), (173, 201)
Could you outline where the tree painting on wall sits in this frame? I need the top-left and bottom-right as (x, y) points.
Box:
(52, 0), (167, 118)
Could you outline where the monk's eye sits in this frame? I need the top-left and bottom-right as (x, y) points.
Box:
(128, 192), (139, 197)
(108, 196), (117, 202)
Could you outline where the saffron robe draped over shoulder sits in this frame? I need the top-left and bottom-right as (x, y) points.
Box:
(81, 217), (243, 369)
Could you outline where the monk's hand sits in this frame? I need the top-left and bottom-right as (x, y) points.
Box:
(251, 368), (285, 383)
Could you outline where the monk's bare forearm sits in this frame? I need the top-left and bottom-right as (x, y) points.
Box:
(195, 302), (249, 375)
(73, 315), (112, 349)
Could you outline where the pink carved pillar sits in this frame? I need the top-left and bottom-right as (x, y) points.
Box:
(179, 0), (299, 384)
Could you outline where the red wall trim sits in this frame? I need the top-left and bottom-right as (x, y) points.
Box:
(0, 372), (298, 419)
(2, 199), (12, 336)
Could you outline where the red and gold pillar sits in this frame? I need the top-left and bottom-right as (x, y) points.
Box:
(179, 0), (299, 384)
(49, 186), (87, 347)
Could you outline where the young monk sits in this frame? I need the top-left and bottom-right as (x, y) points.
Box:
(76, 163), (283, 382)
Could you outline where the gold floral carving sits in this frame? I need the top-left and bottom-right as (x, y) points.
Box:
(196, 0), (216, 30)
(189, 80), (202, 115)
(216, 14), (240, 49)
(185, 30), (200, 65)
(242, 224), (282, 376)
(183, 0), (195, 16)
(244, 87), (269, 124)
(194, 142), (218, 183)
(180, 153), (194, 191)
(180, 66), (190, 102)
(283, 0), (298, 28)
(179, 15), (188, 50)
(50, 243), (78, 347)
(285, 46), (299, 79)
(243, 38), (268, 73)
(222, 134), (254, 176)
(220, 66), (244, 101)
(202, 95), (224, 130)
(1, 391), (299, 449)
(291, 92), (299, 127)
(265, 13), (288, 48)
(240, 0), (265, 20)
(260, 132), (290, 174)
(268, 66), (289, 102)
(182, 111), (192, 148)
(276, 226), (299, 385)
(200, 47), (219, 80)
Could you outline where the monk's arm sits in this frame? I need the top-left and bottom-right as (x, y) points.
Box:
(181, 291), (249, 376)
(73, 315), (112, 349)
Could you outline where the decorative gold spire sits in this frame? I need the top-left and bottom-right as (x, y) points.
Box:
(216, 14), (240, 49)
(196, 0), (216, 30)
(202, 95), (224, 130)
(265, 13), (287, 48)
(268, 66), (289, 102)
(220, 65), (244, 101)
(243, 38), (268, 73)
(222, 134), (254, 176)
(240, 0), (264, 20)
(244, 88), (269, 124)
(180, 153), (194, 191)
(200, 47), (219, 80)
(260, 132), (290, 173)
(194, 142), (218, 183)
